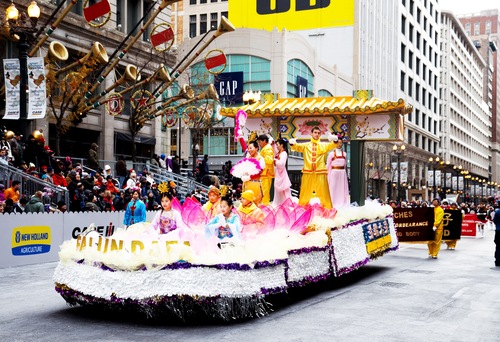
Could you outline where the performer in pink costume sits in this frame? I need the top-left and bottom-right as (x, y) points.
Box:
(273, 138), (292, 206)
(326, 136), (349, 208)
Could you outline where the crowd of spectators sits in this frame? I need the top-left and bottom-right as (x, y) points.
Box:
(1, 129), (191, 214)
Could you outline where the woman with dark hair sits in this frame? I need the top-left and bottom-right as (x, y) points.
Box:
(150, 182), (184, 235)
(205, 195), (241, 240)
(273, 138), (292, 206)
(123, 189), (147, 227)
(242, 139), (265, 205)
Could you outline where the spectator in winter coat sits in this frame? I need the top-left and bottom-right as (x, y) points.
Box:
(25, 191), (45, 213)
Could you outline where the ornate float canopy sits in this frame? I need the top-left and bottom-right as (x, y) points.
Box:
(220, 94), (413, 118)
(220, 91), (413, 142)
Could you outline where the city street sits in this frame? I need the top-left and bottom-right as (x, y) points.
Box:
(0, 228), (499, 342)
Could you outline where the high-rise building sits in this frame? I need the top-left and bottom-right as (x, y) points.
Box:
(458, 10), (499, 184)
(440, 10), (490, 195)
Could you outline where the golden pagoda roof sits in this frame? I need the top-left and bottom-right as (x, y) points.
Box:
(220, 96), (413, 117)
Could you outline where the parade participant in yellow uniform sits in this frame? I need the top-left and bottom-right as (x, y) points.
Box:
(289, 126), (337, 209)
(242, 140), (265, 206)
(257, 134), (275, 205)
(202, 186), (224, 220)
(237, 189), (265, 231)
(428, 198), (445, 259)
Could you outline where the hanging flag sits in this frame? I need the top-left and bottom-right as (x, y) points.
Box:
(83, 0), (111, 23)
(150, 27), (174, 47)
(3, 58), (21, 120)
(27, 57), (46, 119)
(205, 53), (226, 70)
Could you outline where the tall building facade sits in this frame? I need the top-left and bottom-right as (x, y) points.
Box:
(440, 11), (490, 183)
(357, 0), (443, 200)
(458, 10), (500, 183)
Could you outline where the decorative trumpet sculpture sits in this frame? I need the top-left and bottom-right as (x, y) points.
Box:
(2, 0), (233, 136)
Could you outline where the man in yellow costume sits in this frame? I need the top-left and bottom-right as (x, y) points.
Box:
(427, 198), (445, 259)
(257, 134), (275, 205)
(289, 126), (337, 209)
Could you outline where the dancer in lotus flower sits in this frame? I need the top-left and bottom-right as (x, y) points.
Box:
(150, 182), (184, 235)
(205, 192), (241, 240)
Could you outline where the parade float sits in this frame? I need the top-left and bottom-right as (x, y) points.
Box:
(53, 91), (412, 320)
(53, 198), (397, 320)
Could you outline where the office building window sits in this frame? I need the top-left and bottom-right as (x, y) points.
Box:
(221, 11), (228, 19)
(287, 59), (314, 98)
(200, 14), (207, 34)
(190, 0), (196, 4)
(409, 51), (413, 69)
(401, 43), (406, 62)
(210, 13), (218, 30)
(189, 15), (197, 38)
(486, 21), (491, 35)
(402, 15), (406, 35)
(400, 71), (405, 91)
(465, 22), (470, 35)
(474, 22), (480, 35)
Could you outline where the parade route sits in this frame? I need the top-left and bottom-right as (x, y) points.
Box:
(1, 228), (499, 342)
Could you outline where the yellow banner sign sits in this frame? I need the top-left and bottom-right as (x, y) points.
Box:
(229, 0), (354, 31)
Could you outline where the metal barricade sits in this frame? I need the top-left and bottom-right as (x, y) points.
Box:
(0, 163), (70, 209)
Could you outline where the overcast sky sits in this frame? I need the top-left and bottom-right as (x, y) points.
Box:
(440, 0), (499, 15)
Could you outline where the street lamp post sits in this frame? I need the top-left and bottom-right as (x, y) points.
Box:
(5, 1), (40, 139)
(393, 144), (405, 202)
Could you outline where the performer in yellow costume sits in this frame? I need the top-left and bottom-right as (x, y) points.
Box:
(242, 140), (265, 206)
(289, 126), (337, 209)
(257, 134), (275, 205)
(427, 198), (445, 259)
(202, 186), (223, 220)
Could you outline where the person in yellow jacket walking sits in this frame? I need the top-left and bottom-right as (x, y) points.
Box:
(257, 134), (275, 205)
(428, 198), (445, 259)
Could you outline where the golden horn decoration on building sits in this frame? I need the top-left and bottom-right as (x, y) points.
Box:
(115, 64), (171, 98)
(56, 41), (109, 75)
(29, 0), (79, 57)
(82, 64), (141, 113)
(151, 16), (235, 100)
(46, 41), (69, 62)
(136, 84), (194, 125)
(154, 84), (218, 120)
(76, 0), (182, 116)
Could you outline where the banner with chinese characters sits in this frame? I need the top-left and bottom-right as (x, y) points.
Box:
(27, 57), (46, 119)
(3, 58), (21, 120)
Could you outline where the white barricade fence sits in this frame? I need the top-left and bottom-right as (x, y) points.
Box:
(0, 211), (158, 268)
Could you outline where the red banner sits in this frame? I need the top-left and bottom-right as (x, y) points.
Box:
(205, 54), (227, 70)
(83, 0), (111, 22)
(151, 27), (174, 47)
(461, 214), (477, 237)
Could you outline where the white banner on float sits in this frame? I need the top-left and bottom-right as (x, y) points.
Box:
(2, 58), (21, 120)
(27, 57), (46, 119)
